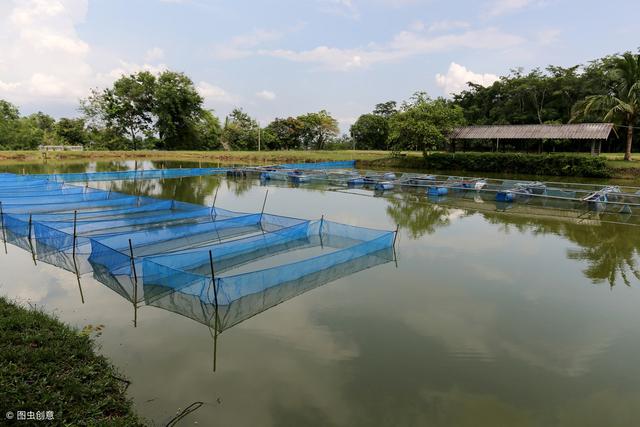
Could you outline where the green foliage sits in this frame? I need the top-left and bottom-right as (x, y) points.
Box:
(573, 52), (640, 160)
(81, 71), (156, 150)
(192, 110), (223, 150)
(80, 70), (214, 151)
(264, 117), (304, 149)
(0, 297), (145, 425)
(350, 114), (389, 149)
(389, 94), (465, 151)
(222, 108), (259, 150)
(55, 118), (89, 146)
(0, 101), (46, 150)
(264, 110), (340, 150)
(154, 71), (204, 150)
(422, 152), (611, 177)
(297, 110), (339, 149)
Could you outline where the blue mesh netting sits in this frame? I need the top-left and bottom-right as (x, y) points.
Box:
(0, 166), (394, 330)
(38, 167), (229, 183)
(277, 160), (356, 170)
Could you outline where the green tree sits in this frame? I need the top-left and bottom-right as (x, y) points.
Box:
(192, 110), (223, 150)
(573, 52), (640, 161)
(222, 108), (259, 150)
(297, 110), (339, 149)
(373, 101), (398, 118)
(81, 71), (156, 150)
(55, 118), (89, 146)
(389, 94), (465, 151)
(350, 114), (389, 149)
(154, 71), (204, 150)
(0, 100), (43, 150)
(265, 117), (304, 150)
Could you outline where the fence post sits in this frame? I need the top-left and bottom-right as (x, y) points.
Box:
(261, 189), (269, 216)
(129, 239), (138, 327)
(210, 186), (219, 218)
(72, 210), (78, 258)
(393, 224), (399, 247)
(208, 250), (219, 332)
(0, 202), (7, 254)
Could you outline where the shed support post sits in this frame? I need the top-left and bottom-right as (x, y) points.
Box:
(590, 140), (596, 156)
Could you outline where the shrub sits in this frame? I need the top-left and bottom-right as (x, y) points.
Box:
(422, 152), (611, 178)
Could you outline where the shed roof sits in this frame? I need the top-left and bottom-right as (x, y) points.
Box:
(449, 123), (613, 140)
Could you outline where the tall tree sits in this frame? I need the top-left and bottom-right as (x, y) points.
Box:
(573, 52), (640, 161)
(222, 108), (259, 150)
(297, 110), (339, 149)
(373, 101), (398, 118)
(350, 114), (389, 149)
(389, 94), (465, 151)
(55, 118), (89, 146)
(81, 71), (156, 150)
(154, 71), (204, 150)
(265, 117), (304, 150)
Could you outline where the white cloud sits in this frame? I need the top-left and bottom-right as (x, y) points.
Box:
(211, 23), (306, 61)
(197, 82), (238, 105)
(96, 60), (167, 86)
(261, 27), (523, 71)
(256, 90), (276, 101)
(435, 62), (499, 96)
(537, 28), (561, 46)
(317, 0), (359, 19)
(0, 0), (93, 103)
(484, 0), (540, 17)
(427, 20), (471, 33)
(144, 47), (165, 62)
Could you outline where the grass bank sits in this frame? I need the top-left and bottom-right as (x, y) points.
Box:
(0, 297), (145, 426)
(0, 149), (403, 164)
(0, 149), (639, 178)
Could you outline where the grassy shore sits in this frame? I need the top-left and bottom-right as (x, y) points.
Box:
(0, 149), (638, 178)
(0, 297), (145, 426)
(0, 149), (411, 164)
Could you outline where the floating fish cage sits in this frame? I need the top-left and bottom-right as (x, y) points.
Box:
(0, 167), (394, 330)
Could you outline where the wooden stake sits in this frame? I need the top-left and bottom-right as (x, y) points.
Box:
(210, 186), (219, 218)
(208, 250), (219, 332)
(72, 210), (78, 258)
(28, 214), (32, 241)
(261, 189), (269, 216)
(393, 224), (399, 247)
(319, 215), (324, 249)
(129, 239), (138, 328)
(0, 202), (7, 254)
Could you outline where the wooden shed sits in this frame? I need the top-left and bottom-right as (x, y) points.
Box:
(448, 123), (613, 155)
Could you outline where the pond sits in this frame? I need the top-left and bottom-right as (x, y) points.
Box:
(1, 160), (640, 426)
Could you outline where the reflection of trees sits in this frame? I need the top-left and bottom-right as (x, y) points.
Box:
(385, 193), (640, 288)
(566, 223), (640, 287)
(479, 212), (640, 288)
(385, 192), (465, 238)
(225, 177), (253, 196)
(106, 176), (222, 206)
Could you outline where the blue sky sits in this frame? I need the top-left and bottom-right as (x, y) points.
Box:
(0, 0), (638, 131)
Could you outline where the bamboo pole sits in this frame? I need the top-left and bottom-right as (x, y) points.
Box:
(72, 210), (78, 258)
(0, 202), (7, 254)
(208, 250), (219, 333)
(129, 239), (138, 327)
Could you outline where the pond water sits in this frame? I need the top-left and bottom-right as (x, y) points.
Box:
(1, 160), (640, 427)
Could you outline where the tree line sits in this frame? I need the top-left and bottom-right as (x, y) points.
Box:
(0, 50), (638, 159)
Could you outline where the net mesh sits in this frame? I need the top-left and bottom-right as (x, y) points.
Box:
(0, 168), (394, 330)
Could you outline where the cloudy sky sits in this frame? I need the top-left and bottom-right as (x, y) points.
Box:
(0, 0), (638, 131)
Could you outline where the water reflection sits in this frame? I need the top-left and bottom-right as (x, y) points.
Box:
(3, 161), (640, 425)
(383, 192), (640, 288)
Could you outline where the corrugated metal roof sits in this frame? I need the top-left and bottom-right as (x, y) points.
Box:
(449, 123), (613, 140)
